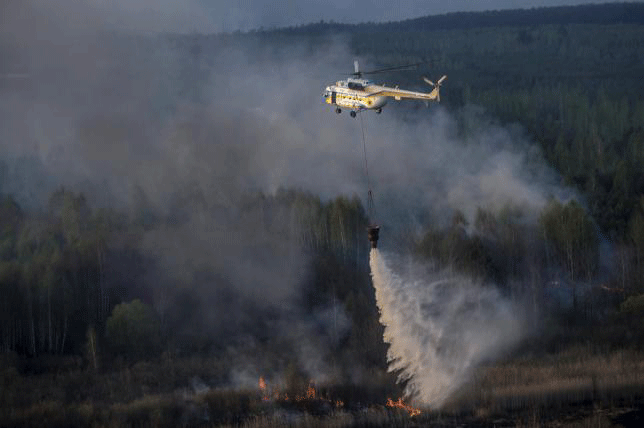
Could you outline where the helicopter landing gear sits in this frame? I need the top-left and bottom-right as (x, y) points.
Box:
(335, 107), (342, 114)
(350, 110), (357, 118)
(375, 108), (382, 114)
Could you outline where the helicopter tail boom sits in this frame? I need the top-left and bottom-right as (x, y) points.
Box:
(365, 75), (446, 102)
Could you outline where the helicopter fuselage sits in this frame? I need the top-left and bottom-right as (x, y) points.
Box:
(323, 76), (442, 116)
(324, 78), (388, 113)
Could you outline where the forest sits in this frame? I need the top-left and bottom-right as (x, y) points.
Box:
(3, 2), (644, 426)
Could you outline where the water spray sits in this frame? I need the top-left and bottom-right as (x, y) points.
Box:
(369, 249), (524, 408)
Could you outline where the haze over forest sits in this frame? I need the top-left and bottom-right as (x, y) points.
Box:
(2, 0), (636, 33)
(2, 1), (644, 426)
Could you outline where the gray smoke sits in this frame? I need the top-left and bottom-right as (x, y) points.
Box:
(2, 0), (577, 384)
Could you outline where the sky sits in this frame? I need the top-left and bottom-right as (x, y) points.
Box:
(3, 0), (632, 34)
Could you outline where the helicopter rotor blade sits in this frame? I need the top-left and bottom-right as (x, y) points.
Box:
(361, 62), (425, 75)
(350, 62), (425, 77)
(437, 75), (447, 85)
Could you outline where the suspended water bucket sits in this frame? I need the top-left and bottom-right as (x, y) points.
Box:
(367, 224), (380, 249)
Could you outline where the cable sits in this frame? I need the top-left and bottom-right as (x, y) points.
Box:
(359, 111), (376, 221)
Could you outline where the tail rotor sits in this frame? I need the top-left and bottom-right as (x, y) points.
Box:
(423, 75), (447, 102)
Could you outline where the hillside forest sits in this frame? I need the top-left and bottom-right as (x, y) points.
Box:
(2, 2), (644, 425)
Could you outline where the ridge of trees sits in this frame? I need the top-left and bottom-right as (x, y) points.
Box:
(163, 3), (644, 246)
(3, 182), (640, 362)
(269, 2), (644, 35)
(4, 1), (644, 369)
(0, 188), (387, 373)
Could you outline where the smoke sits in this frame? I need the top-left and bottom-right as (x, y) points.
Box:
(1, 0), (579, 387)
(0, 0), (217, 35)
(370, 249), (524, 408)
(1, 6), (567, 225)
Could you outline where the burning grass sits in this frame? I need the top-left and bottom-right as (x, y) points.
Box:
(386, 397), (422, 417)
(0, 355), (407, 427)
(3, 348), (644, 427)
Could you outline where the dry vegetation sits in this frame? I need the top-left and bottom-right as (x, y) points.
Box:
(3, 4), (644, 428)
(444, 346), (644, 426)
(2, 346), (644, 427)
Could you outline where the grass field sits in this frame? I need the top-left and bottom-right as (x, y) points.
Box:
(2, 345), (644, 427)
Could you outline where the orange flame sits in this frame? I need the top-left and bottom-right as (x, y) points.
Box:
(258, 376), (269, 401)
(306, 383), (315, 399)
(386, 397), (421, 417)
(294, 383), (316, 401)
(257, 376), (343, 408)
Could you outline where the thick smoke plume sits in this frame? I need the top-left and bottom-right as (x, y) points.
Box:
(370, 249), (524, 408)
(2, 0), (578, 386)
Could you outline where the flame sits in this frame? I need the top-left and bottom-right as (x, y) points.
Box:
(386, 397), (422, 417)
(306, 383), (315, 399)
(257, 377), (343, 407)
(258, 376), (269, 401)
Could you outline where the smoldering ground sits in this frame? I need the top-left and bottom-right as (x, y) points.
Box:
(2, 0), (578, 400)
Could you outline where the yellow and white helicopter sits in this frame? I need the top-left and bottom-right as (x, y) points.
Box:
(323, 61), (446, 117)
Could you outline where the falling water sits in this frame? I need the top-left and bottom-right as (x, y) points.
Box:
(369, 248), (523, 408)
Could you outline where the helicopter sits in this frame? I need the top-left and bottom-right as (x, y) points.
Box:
(323, 61), (446, 117)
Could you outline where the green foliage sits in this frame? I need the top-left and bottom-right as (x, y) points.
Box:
(84, 326), (99, 370)
(630, 197), (644, 248)
(340, 12), (644, 239)
(629, 197), (644, 292)
(106, 299), (161, 360)
(539, 199), (598, 281)
(3, 2), (644, 374)
(0, 196), (22, 260)
(416, 211), (495, 280)
(620, 294), (644, 315)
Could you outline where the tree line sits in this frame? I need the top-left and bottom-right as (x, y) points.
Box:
(4, 1), (644, 366)
(178, 3), (644, 245)
(4, 181), (640, 362)
(0, 188), (388, 372)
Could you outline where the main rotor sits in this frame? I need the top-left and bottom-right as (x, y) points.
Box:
(350, 60), (424, 79)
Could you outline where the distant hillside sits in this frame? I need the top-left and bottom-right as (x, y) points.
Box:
(380, 2), (644, 31)
(276, 2), (644, 34)
(233, 2), (644, 240)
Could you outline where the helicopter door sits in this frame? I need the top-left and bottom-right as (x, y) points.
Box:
(331, 91), (336, 104)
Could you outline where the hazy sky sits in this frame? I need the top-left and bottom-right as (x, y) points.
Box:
(11, 0), (632, 34)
